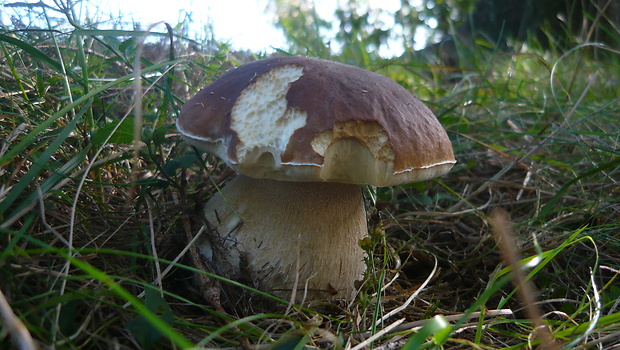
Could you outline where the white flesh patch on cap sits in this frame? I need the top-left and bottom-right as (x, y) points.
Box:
(231, 65), (306, 168)
(311, 121), (396, 185)
(311, 121), (393, 161)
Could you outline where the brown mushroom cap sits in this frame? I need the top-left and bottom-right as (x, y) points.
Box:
(177, 56), (455, 187)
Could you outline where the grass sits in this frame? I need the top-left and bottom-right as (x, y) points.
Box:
(1, 0), (619, 349)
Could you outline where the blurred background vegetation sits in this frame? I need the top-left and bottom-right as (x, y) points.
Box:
(268, 0), (619, 60)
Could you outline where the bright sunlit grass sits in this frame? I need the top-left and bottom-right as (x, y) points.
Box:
(1, 0), (619, 349)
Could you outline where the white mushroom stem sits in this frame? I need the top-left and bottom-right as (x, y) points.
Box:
(200, 175), (368, 301)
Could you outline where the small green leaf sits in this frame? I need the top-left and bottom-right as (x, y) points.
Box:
(152, 124), (175, 146)
(119, 37), (136, 53)
(162, 155), (197, 176)
(91, 118), (135, 145)
(271, 334), (310, 350)
(0, 33), (79, 80)
(125, 287), (174, 349)
(402, 315), (452, 349)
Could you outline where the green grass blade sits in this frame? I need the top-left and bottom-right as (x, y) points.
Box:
(67, 256), (194, 349)
(0, 59), (174, 169)
(0, 33), (80, 81)
(403, 315), (452, 349)
(0, 101), (92, 218)
(5, 146), (91, 221)
(72, 29), (171, 38)
(536, 156), (620, 221)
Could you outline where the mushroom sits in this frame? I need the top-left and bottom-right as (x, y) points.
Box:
(177, 56), (455, 301)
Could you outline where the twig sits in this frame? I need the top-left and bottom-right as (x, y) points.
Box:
(285, 234), (302, 316)
(376, 255), (438, 327)
(350, 318), (406, 350)
(571, 330), (620, 350)
(146, 198), (163, 292)
(178, 167), (225, 313)
(358, 309), (514, 339)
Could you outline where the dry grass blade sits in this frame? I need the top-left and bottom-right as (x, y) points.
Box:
(0, 288), (37, 350)
(490, 208), (558, 349)
(357, 309), (514, 339)
(349, 318), (406, 350)
(376, 254), (438, 326)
